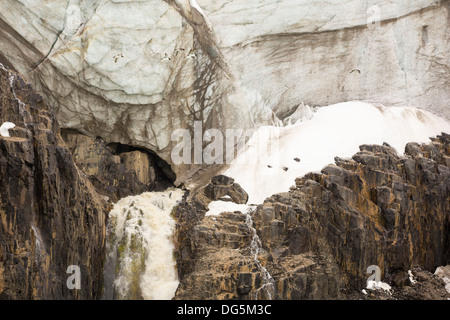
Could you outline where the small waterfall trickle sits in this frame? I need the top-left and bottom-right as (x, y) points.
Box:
(243, 209), (276, 300)
(103, 188), (184, 300)
(31, 226), (44, 264)
(0, 63), (33, 124)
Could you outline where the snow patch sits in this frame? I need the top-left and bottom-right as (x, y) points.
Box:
(366, 280), (392, 294)
(225, 101), (450, 204)
(408, 270), (416, 284)
(0, 122), (15, 137)
(205, 200), (253, 216)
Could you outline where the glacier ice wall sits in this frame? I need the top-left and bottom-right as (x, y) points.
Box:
(0, 0), (448, 183)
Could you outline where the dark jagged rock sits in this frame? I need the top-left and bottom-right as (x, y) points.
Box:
(172, 175), (249, 290)
(211, 175), (234, 186)
(174, 134), (450, 300)
(0, 65), (107, 299)
(350, 266), (450, 300)
(204, 175), (248, 204)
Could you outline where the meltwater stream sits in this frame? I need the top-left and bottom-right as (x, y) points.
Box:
(244, 209), (276, 300)
(0, 63), (33, 124)
(103, 188), (184, 300)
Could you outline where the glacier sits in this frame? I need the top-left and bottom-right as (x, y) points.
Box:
(0, 0), (449, 183)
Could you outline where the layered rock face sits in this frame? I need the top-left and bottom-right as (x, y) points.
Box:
(0, 65), (107, 299)
(0, 0), (448, 183)
(173, 134), (450, 299)
(61, 130), (175, 203)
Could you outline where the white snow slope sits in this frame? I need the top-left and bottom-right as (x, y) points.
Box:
(224, 101), (450, 204)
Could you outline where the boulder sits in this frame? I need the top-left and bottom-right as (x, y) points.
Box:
(204, 175), (248, 204)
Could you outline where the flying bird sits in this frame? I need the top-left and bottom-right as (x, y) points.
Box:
(113, 53), (124, 63)
(161, 53), (171, 61)
(350, 69), (361, 74)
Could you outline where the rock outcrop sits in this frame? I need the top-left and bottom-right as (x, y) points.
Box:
(347, 266), (450, 300)
(0, 65), (107, 299)
(0, 1), (449, 184)
(173, 134), (450, 299)
(434, 265), (450, 294)
(204, 175), (249, 205)
(61, 130), (175, 203)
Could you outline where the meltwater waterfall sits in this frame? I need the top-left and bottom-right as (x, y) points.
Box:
(244, 210), (276, 300)
(103, 188), (184, 300)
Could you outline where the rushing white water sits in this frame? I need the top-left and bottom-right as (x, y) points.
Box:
(243, 209), (275, 300)
(103, 188), (184, 300)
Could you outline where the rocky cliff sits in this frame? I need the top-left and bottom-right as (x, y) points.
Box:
(1, 63), (449, 300)
(0, 0), (449, 183)
(173, 134), (450, 299)
(61, 130), (175, 203)
(0, 65), (107, 299)
(0, 0), (449, 301)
